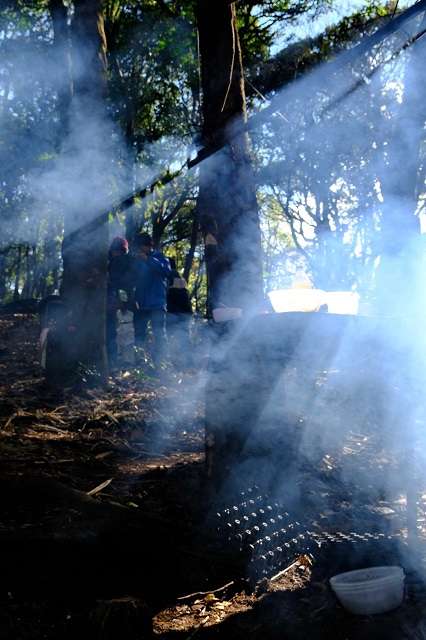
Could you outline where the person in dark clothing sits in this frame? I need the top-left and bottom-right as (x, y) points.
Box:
(133, 232), (171, 365)
(106, 236), (134, 367)
(167, 257), (193, 369)
(38, 295), (78, 381)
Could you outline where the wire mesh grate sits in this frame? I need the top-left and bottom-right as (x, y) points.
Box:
(214, 485), (407, 581)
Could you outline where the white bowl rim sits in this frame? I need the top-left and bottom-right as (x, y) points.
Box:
(331, 577), (405, 593)
(330, 565), (404, 588)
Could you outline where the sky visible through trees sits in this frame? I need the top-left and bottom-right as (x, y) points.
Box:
(0, 0), (425, 313)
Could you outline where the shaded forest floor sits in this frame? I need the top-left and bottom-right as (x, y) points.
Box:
(1, 313), (426, 639)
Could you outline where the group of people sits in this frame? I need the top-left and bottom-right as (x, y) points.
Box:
(107, 232), (192, 369)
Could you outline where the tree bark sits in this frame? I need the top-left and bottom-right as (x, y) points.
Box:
(43, 223), (60, 297)
(49, 0), (72, 141)
(22, 245), (32, 299)
(184, 207), (199, 283)
(196, 0), (263, 314)
(377, 13), (426, 315)
(0, 251), (7, 302)
(13, 246), (22, 301)
(58, 0), (109, 381)
(380, 14), (425, 247)
(151, 190), (190, 250)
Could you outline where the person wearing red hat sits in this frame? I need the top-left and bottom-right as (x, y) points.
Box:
(106, 236), (134, 368)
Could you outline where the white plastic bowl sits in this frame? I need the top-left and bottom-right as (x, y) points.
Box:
(267, 289), (325, 313)
(330, 566), (405, 615)
(267, 289), (360, 315)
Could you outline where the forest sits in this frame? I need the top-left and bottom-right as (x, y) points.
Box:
(1, 0), (426, 638)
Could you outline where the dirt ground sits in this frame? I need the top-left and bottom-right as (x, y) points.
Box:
(1, 313), (426, 639)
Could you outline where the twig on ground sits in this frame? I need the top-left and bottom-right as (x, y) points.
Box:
(177, 581), (235, 601)
(31, 424), (69, 434)
(94, 451), (114, 460)
(87, 478), (113, 496)
(270, 559), (301, 582)
(4, 414), (18, 429)
(34, 458), (74, 464)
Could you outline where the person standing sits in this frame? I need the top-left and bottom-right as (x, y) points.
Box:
(167, 257), (193, 369)
(133, 232), (171, 366)
(106, 236), (134, 368)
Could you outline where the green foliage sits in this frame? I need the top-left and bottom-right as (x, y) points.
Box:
(0, 0), (418, 307)
(106, 0), (199, 148)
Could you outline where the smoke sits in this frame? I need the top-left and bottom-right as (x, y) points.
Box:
(0, 6), (194, 251)
(25, 104), (122, 235)
(127, 9), (426, 559)
(246, 11), (425, 300)
(2, 0), (426, 577)
(0, 14), (116, 243)
(196, 9), (426, 579)
(205, 307), (426, 577)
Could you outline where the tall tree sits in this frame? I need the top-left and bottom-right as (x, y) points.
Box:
(376, 12), (426, 314)
(196, 0), (264, 314)
(59, 0), (110, 381)
(50, 0), (72, 142)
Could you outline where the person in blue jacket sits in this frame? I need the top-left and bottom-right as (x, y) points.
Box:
(133, 232), (171, 365)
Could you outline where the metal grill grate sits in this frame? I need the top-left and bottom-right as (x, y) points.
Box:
(214, 486), (404, 581)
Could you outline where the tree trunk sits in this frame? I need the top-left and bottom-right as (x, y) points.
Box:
(49, 0), (72, 141)
(31, 246), (44, 299)
(377, 13), (426, 314)
(0, 251), (7, 302)
(22, 245), (32, 299)
(58, 0), (109, 382)
(196, 0), (263, 315)
(13, 246), (22, 301)
(38, 232), (54, 298)
(125, 210), (138, 246)
(183, 207), (199, 283)
(380, 14), (426, 245)
(152, 217), (163, 251)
